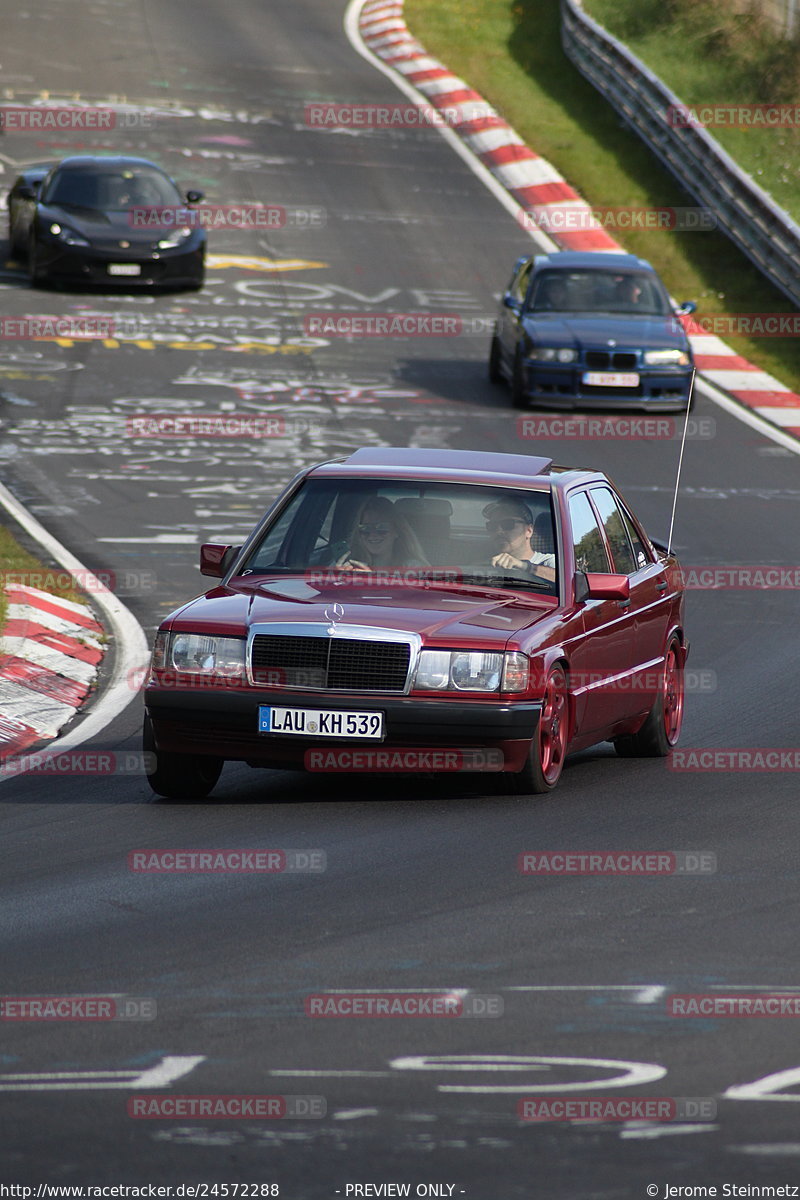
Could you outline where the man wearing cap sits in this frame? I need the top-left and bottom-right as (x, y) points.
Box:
(482, 499), (556, 584)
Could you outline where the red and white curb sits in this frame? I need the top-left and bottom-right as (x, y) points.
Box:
(355, 0), (800, 441)
(0, 583), (104, 759)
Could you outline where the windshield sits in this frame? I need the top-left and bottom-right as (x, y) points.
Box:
(41, 165), (182, 210)
(239, 478), (558, 595)
(529, 269), (671, 316)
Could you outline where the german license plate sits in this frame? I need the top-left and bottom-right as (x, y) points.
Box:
(108, 263), (141, 276)
(258, 706), (384, 739)
(582, 371), (639, 387)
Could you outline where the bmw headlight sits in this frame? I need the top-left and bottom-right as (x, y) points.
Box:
(157, 227), (193, 249)
(528, 346), (577, 363)
(157, 632), (245, 677)
(644, 349), (690, 366)
(48, 222), (89, 246)
(415, 650), (529, 693)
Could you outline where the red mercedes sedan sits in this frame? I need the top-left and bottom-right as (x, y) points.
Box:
(143, 447), (687, 798)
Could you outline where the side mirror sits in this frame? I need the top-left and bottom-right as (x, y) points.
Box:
(675, 300), (697, 315)
(584, 572), (630, 602)
(185, 189), (204, 203)
(200, 543), (241, 577)
(15, 184), (37, 201)
(503, 294), (520, 310)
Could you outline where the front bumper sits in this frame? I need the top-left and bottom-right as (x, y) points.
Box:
(34, 242), (204, 287)
(520, 362), (692, 411)
(145, 686), (542, 773)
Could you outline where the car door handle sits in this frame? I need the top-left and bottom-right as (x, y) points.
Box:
(655, 580), (668, 593)
(617, 598), (631, 609)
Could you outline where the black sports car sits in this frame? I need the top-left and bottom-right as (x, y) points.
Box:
(7, 155), (206, 289)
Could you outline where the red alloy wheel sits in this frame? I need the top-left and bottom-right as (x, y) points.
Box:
(538, 666), (569, 786)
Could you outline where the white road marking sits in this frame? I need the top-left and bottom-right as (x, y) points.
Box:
(332, 1108), (380, 1120)
(389, 1054), (667, 1093)
(270, 1070), (392, 1078)
(0, 1055), (205, 1091)
(725, 1065), (800, 1102)
(619, 1123), (718, 1139)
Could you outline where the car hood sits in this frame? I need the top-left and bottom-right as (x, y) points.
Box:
(522, 312), (689, 349)
(38, 203), (193, 244)
(165, 577), (557, 647)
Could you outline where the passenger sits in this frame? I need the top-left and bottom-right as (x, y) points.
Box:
(336, 496), (429, 572)
(535, 275), (569, 311)
(482, 500), (556, 584)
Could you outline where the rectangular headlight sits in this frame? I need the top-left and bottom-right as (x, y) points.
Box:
(415, 650), (528, 693)
(644, 349), (689, 366)
(530, 347), (577, 363)
(168, 633), (245, 677)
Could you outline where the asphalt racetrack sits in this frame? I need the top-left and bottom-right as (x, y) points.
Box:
(1, 0), (800, 1194)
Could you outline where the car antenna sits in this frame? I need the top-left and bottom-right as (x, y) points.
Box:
(666, 367), (696, 557)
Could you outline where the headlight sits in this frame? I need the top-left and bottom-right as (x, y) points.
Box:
(528, 347), (577, 363)
(415, 650), (528, 693)
(644, 349), (690, 366)
(157, 227), (193, 249)
(163, 632), (245, 677)
(48, 222), (89, 246)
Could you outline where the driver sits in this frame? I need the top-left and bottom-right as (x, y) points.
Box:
(483, 500), (556, 584)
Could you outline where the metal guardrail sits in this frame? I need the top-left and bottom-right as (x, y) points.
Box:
(561, 0), (800, 309)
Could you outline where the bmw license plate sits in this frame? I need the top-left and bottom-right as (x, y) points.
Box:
(107, 263), (141, 276)
(582, 371), (640, 387)
(258, 706), (384, 739)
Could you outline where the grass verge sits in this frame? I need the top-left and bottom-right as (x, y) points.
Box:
(402, 0), (800, 394)
(0, 522), (85, 631)
(584, 0), (800, 222)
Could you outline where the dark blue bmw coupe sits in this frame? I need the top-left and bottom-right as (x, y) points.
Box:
(489, 251), (696, 412)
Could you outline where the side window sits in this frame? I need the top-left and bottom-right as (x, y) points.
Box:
(568, 491), (611, 574)
(590, 487), (637, 575)
(511, 261), (532, 304)
(617, 500), (651, 571)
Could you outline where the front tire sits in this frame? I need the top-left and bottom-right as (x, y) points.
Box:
(143, 716), (222, 799)
(510, 665), (569, 794)
(511, 350), (528, 410)
(488, 333), (503, 384)
(27, 235), (44, 286)
(614, 638), (684, 757)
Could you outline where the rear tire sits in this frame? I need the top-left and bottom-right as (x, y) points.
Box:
(143, 716), (222, 799)
(614, 638), (684, 757)
(510, 665), (569, 794)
